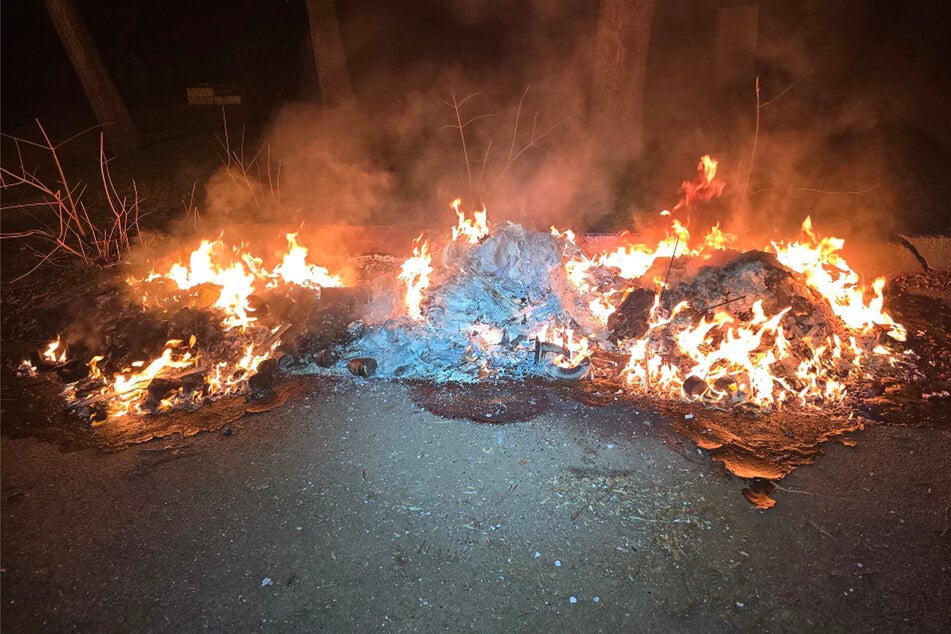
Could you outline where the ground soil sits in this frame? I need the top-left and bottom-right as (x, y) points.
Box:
(2, 378), (951, 631)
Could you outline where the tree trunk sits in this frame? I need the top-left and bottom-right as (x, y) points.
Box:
(43, 0), (141, 155)
(304, 0), (353, 105)
(590, 0), (656, 157)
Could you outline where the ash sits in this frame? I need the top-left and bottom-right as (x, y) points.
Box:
(345, 224), (585, 381)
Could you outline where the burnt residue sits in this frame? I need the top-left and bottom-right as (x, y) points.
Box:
(742, 479), (778, 509)
(348, 358), (378, 377)
(409, 381), (550, 424)
(884, 271), (951, 427)
(571, 378), (865, 482)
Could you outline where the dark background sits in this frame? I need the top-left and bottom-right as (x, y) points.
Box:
(2, 0), (949, 233)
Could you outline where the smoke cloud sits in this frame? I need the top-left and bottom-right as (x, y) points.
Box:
(183, 0), (947, 279)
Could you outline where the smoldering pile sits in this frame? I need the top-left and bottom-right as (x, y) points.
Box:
(19, 269), (363, 422)
(341, 224), (591, 382)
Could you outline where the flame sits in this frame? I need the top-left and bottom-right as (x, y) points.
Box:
(550, 226), (576, 243)
(88, 355), (105, 380)
(64, 328), (287, 420)
(771, 217), (906, 341)
(399, 237), (433, 320)
(450, 198), (490, 243)
(589, 293), (619, 325)
(534, 323), (592, 368)
(678, 154), (725, 209)
(618, 291), (820, 407)
(703, 223), (736, 251)
(134, 232), (344, 331)
(38, 156), (910, 423)
(546, 158), (906, 410)
(273, 232), (345, 288)
(599, 212), (907, 408)
(557, 217), (734, 323)
(60, 231), (342, 421)
(42, 336), (68, 363)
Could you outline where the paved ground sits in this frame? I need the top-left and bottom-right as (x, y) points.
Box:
(2, 378), (950, 632)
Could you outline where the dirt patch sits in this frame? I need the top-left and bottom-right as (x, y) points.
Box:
(408, 380), (551, 423)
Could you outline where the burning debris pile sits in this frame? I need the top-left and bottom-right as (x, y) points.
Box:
(344, 203), (912, 415)
(17, 157), (921, 430)
(18, 231), (353, 422)
(347, 221), (590, 382)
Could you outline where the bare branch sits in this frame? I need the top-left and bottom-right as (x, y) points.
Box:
(507, 86), (529, 165)
(498, 115), (571, 179)
(1, 122), (140, 275)
(476, 139), (494, 197)
(761, 67), (815, 108)
(446, 91), (476, 197)
(750, 184), (879, 196)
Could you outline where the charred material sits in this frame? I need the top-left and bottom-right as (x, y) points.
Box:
(608, 287), (657, 340)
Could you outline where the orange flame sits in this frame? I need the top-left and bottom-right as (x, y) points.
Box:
(134, 232), (344, 331)
(771, 217), (906, 341)
(42, 336), (68, 363)
(678, 154), (726, 209)
(399, 237), (433, 320)
(450, 198), (490, 243)
(273, 232), (345, 289)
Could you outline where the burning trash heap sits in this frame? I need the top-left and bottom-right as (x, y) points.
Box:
(21, 157), (915, 424)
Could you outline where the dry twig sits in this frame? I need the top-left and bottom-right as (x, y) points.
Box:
(440, 87), (569, 201)
(1, 120), (140, 279)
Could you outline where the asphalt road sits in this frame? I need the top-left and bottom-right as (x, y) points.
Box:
(2, 378), (950, 632)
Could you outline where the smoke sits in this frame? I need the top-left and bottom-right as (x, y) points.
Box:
(185, 0), (629, 237)
(184, 0), (947, 279)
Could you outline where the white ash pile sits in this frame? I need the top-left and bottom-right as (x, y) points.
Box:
(345, 224), (588, 381)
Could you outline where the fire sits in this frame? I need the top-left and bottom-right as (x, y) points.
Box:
(543, 157), (906, 410)
(42, 336), (68, 363)
(677, 154), (725, 209)
(399, 238), (433, 320)
(615, 288), (867, 408)
(28, 154), (911, 425)
(106, 339), (197, 410)
(136, 231), (344, 331)
(50, 231), (344, 421)
(771, 217), (906, 341)
(559, 217), (735, 327)
(450, 198), (490, 243)
(704, 223), (736, 251)
(212, 262), (258, 330)
(272, 232), (344, 288)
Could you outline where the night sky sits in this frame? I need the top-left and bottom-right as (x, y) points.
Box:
(3, 2), (946, 129)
